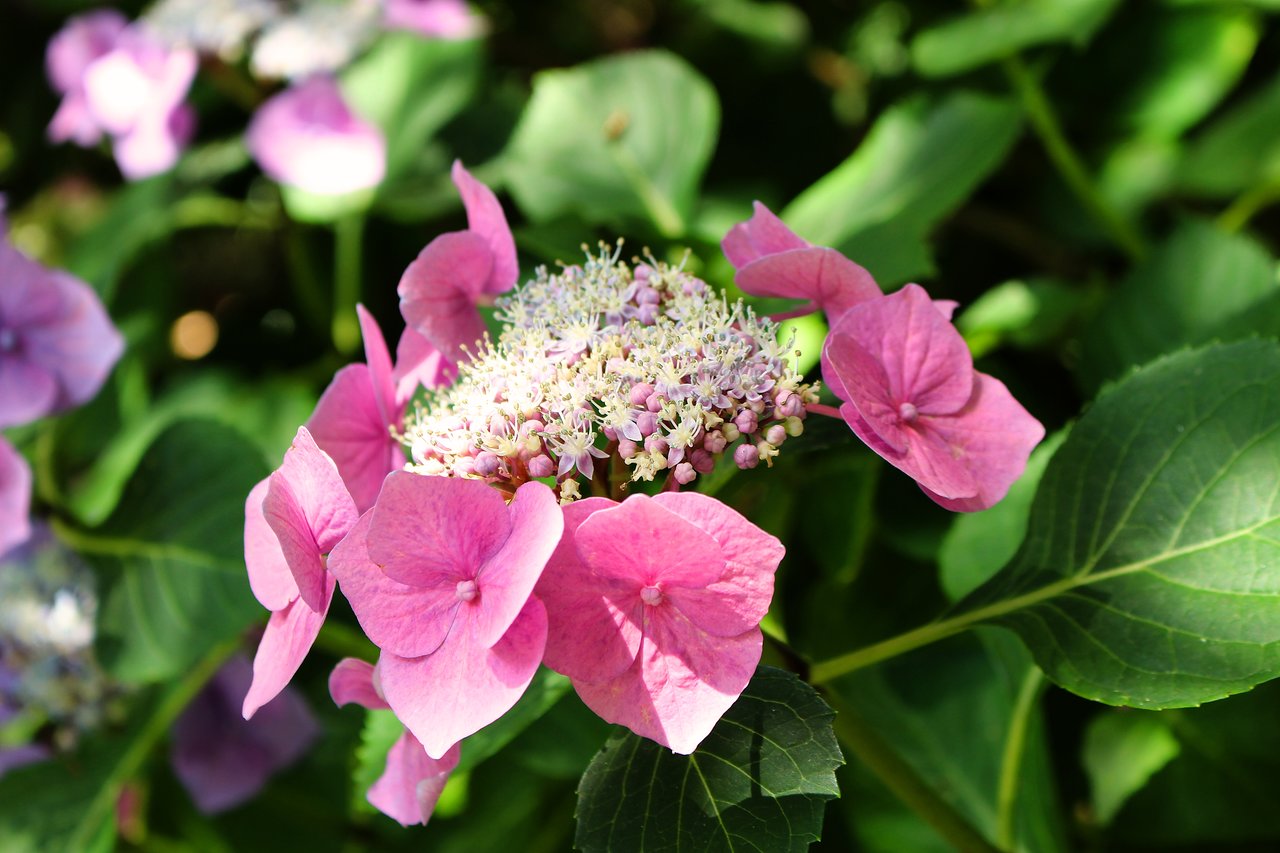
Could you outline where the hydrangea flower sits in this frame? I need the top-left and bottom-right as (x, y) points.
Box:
(243, 426), (357, 718)
(0, 438), (31, 558)
(329, 657), (460, 826)
(537, 492), (784, 754)
(384, 0), (485, 38)
(171, 655), (318, 814)
(246, 75), (386, 196)
(327, 474), (561, 758)
(45, 10), (129, 147)
(823, 283), (1044, 511)
(0, 211), (124, 429)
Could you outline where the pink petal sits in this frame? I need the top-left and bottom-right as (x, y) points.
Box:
(574, 494), (725, 589)
(472, 481), (561, 648)
(452, 161), (518, 295)
(384, 0), (485, 39)
(824, 332), (908, 453)
(0, 437), (31, 557)
(328, 509), (460, 658)
(368, 471), (512, 589)
(263, 426), (358, 611)
(651, 492), (782, 637)
(368, 732), (460, 827)
(397, 230), (494, 365)
(839, 401), (979, 501)
(537, 498), (644, 683)
(736, 247), (880, 322)
(574, 609), (762, 755)
(244, 478), (298, 612)
(356, 304), (398, 430)
(393, 326), (454, 404)
(721, 201), (808, 269)
(242, 575), (335, 719)
(379, 597), (548, 760)
(918, 373), (1045, 512)
(0, 359), (57, 430)
(328, 657), (389, 710)
(306, 364), (402, 514)
(45, 10), (128, 95)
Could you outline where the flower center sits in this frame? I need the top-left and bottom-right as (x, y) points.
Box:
(455, 579), (478, 602)
(898, 402), (919, 423)
(640, 585), (663, 606)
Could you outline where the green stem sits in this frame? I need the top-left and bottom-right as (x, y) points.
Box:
(284, 226), (330, 341)
(33, 424), (63, 509)
(824, 691), (1001, 853)
(1217, 179), (1280, 233)
(69, 637), (240, 850)
(313, 621), (380, 662)
(332, 215), (365, 355)
(1001, 56), (1145, 262)
(995, 668), (1047, 850)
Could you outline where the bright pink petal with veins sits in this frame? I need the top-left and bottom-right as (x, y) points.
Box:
(575, 494), (725, 588)
(244, 478), (297, 612)
(368, 733), (460, 827)
(398, 230), (493, 364)
(263, 426), (357, 611)
(307, 364), (402, 514)
(368, 472), (510, 589)
(242, 574), (335, 719)
(721, 201), (808, 269)
(328, 509), (459, 658)
(0, 437), (31, 557)
(357, 304), (397, 429)
(328, 658), (389, 710)
(736, 247), (880, 323)
(472, 481), (561, 648)
(392, 326), (453, 404)
(651, 492), (782, 637)
(825, 332), (908, 453)
(379, 598), (547, 759)
(839, 401), (978, 500)
(452, 161), (517, 295)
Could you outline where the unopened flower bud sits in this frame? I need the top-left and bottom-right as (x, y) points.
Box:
(645, 393), (663, 413)
(765, 424), (787, 446)
(722, 423), (741, 443)
(618, 438), (639, 459)
(673, 462), (697, 485)
(644, 434), (669, 456)
(527, 454), (554, 478)
(734, 410), (758, 435)
(690, 448), (715, 474)
(784, 416), (804, 437)
(637, 411), (659, 436)
(703, 430), (727, 454)
(629, 383), (654, 406)
(473, 452), (501, 477)
(733, 443), (759, 470)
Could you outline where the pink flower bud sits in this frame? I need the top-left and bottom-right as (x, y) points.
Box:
(733, 443), (759, 470)
(702, 430), (727, 455)
(618, 439), (639, 459)
(527, 454), (554, 478)
(690, 449), (715, 474)
(673, 462), (697, 485)
(734, 410), (758, 435)
(629, 383), (654, 406)
(765, 423), (787, 446)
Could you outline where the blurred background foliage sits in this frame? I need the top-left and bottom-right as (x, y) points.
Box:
(4, 0), (1280, 850)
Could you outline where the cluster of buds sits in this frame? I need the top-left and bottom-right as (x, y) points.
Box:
(402, 245), (817, 501)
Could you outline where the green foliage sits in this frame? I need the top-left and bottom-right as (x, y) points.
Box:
(575, 667), (842, 852)
(1082, 711), (1180, 825)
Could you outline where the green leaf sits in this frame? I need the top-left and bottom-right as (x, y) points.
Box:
(1077, 218), (1277, 390)
(911, 0), (1121, 78)
(1178, 70), (1280, 197)
(456, 667), (572, 773)
(574, 667), (843, 853)
(350, 708), (404, 815)
(1082, 711), (1180, 825)
(80, 420), (268, 683)
(963, 340), (1280, 708)
(502, 50), (719, 237)
(782, 91), (1021, 286)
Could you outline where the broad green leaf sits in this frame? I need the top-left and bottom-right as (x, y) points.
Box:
(964, 340), (1280, 708)
(911, 0), (1121, 78)
(456, 667), (571, 773)
(783, 91), (1021, 286)
(574, 667), (842, 853)
(502, 50), (719, 237)
(1077, 218), (1276, 390)
(695, 0), (810, 49)
(351, 708), (404, 815)
(86, 420), (268, 683)
(1082, 711), (1180, 825)
(957, 279), (1091, 358)
(1178, 70), (1280, 196)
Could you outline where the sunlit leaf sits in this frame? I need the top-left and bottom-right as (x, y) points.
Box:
(1082, 711), (1180, 825)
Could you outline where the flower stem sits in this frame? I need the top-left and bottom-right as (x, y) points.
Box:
(1217, 179), (1280, 233)
(995, 668), (1047, 850)
(332, 214), (365, 356)
(805, 402), (843, 419)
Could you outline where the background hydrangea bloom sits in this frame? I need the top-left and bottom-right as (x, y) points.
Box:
(45, 9), (128, 147)
(384, 0), (485, 38)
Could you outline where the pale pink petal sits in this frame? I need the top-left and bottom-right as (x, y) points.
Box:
(243, 575), (335, 719)
(574, 610), (762, 755)
(393, 326), (453, 404)
(367, 471), (511, 589)
(244, 478), (298, 612)
(574, 494), (725, 588)
(328, 509), (460, 658)
(721, 201), (808, 269)
(379, 598), (547, 760)
(824, 332), (909, 453)
(839, 401), (979, 501)
(397, 230), (494, 364)
(918, 373), (1045, 512)
(328, 657), (389, 710)
(651, 492), (782, 637)
(0, 438), (31, 557)
(306, 364), (402, 514)
(368, 733), (460, 827)
(472, 481), (561, 648)
(45, 10), (128, 96)
(263, 426), (358, 611)
(48, 95), (103, 146)
(451, 161), (517, 295)
(736, 247), (880, 323)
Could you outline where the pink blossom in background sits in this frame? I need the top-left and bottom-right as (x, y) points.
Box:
(722, 201), (880, 324)
(0, 438), (30, 558)
(329, 657), (460, 826)
(246, 75), (386, 196)
(328, 474), (561, 758)
(171, 655), (318, 814)
(823, 283), (1044, 512)
(0, 213), (124, 429)
(538, 492), (784, 754)
(45, 9), (128, 147)
(384, 0), (486, 39)
(242, 426), (357, 718)
(397, 161), (518, 367)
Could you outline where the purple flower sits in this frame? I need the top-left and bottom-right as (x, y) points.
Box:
(0, 211), (124, 428)
(0, 438), (30, 558)
(246, 75), (386, 196)
(171, 655), (319, 814)
(383, 0), (485, 39)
